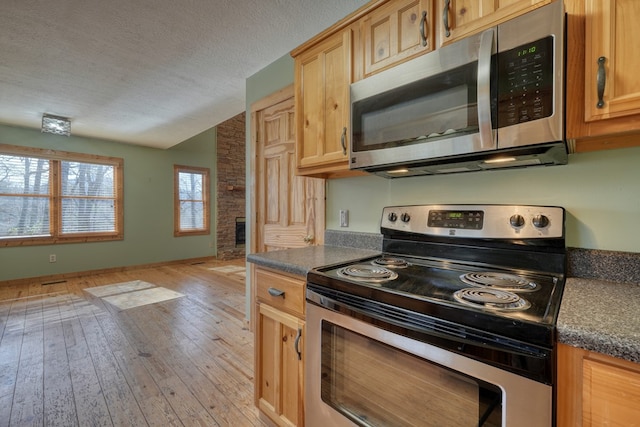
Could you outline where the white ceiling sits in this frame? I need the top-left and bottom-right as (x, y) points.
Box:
(0, 0), (369, 149)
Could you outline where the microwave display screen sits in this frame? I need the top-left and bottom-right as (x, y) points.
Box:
(497, 36), (554, 128)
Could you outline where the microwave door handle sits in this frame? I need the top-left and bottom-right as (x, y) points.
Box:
(477, 29), (494, 149)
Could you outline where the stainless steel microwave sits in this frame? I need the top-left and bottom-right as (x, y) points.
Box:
(349, 1), (566, 178)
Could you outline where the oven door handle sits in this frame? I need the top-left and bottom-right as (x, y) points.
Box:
(307, 287), (549, 361)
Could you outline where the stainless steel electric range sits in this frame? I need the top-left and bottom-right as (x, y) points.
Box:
(305, 204), (566, 427)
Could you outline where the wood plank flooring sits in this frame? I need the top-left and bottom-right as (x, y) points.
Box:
(0, 259), (267, 427)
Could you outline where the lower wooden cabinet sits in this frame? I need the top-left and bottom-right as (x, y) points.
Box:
(254, 267), (305, 426)
(557, 343), (640, 426)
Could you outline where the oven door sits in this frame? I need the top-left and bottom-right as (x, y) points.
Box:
(305, 292), (553, 427)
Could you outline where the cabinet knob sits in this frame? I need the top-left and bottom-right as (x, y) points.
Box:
(294, 328), (302, 361)
(597, 56), (607, 109)
(443, 0), (451, 37)
(267, 287), (285, 298)
(420, 11), (428, 47)
(303, 235), (314, 243)
(341, 127), (347, 155)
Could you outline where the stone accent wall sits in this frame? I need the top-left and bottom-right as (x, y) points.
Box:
(216, 112), (246, 260)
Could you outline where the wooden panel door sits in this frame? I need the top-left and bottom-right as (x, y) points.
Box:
(361, 0), (434, 78)
(253, 88), (325, 252)
(295, 28), (351, 175)
(584, 0), (640, 122)
(439, 0), (550, 45)
(255, 303), (304, 427)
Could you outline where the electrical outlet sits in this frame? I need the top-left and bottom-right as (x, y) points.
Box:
(49, 254), (57, 263)
(339, 209), (349, 227)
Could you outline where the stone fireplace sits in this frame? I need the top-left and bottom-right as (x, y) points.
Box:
(215, 112), (246, 260)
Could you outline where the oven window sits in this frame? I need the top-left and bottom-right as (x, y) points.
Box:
(320, 321), (503, 427)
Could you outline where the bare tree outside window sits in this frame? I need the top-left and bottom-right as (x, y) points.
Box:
(0, 144), (123, 246)
(0, 154), (50, 237)
(174, 165), (210, 237)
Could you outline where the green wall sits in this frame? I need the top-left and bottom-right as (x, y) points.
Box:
(245, 55), (640, 255)
(0, 124), (217, 281)
(326, 146), (640, 252)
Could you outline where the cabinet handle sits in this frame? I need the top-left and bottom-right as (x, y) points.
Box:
(341, 127), (347, 155)
(443, 0), (451, 38)
(294, 328), (302, 361)
(267, 287), (285, 298)
(419, 11), (428, 46)
(597, 56), (606, 109)
(303, 234), (314, 243)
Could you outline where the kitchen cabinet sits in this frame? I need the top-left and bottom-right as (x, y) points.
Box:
(557, 343), (640, 426)
(254, 267), (305, 426)
(439, 0), (550, 45)
(359, 0), (434, 79)
(293, 26), (355, 178)
(565, 0), (640, 153)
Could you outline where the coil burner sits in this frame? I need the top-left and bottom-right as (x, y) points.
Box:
(453, 288), (531, 311)
(460, 272), (538, 292)
(372, 257), (409, 268)
(337, 264), (398, 283)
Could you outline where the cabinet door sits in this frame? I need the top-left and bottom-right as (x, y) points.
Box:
(255, 303), (304, 427)
(439, 0), (550, 44)
(362, 0), (434, 77)
(565, 0), (640, 151)
(557, 343), (640, 427)
(295, 28), (351, 175)
(584, 0), (640, 122)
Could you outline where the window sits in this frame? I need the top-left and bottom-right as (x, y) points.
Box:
(0, 144), (123, 246)
(174, 165), (210, 236)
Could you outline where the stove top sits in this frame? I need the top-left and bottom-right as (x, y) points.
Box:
(326, 255), (558, 318)
(307, 204), (567, 350)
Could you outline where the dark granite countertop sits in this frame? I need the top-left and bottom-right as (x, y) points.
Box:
(247, 236), (640, 365)
(557, 277), (640, 363)
(247, 245), (381, 277)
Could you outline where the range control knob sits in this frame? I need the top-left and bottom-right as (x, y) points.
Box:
(400, 212), (411, 223)
(509, 214), (525, 228)
(532, 214), (550, 228)
(388, 212), (398, 222)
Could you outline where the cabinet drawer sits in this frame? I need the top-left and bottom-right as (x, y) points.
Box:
(256, 268), (305, 317)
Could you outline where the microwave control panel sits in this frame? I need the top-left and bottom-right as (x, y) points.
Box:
(497, 36), (554, 128)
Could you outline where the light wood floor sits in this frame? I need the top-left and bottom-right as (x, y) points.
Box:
(0, 259), (268, 427)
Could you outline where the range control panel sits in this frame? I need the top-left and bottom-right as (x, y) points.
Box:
(381, 204), (564, 239)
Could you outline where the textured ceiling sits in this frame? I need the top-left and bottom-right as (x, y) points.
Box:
(0, 0), (369, 149)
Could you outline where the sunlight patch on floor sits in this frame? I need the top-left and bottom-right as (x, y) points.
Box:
(84, 280), (184, 310)
(84, 280), (155, 297)
(207, 265), (246, 274)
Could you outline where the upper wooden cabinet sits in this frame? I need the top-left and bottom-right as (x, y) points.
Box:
(359, 0), (434, 79)
(290, 0), (571, 177)
(293, 27), (353, 178)
(439, 0), (550, 44)
(557, 343), (640, 426)
(566, 0), (640, 152)
(584, 0), (640, 123)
